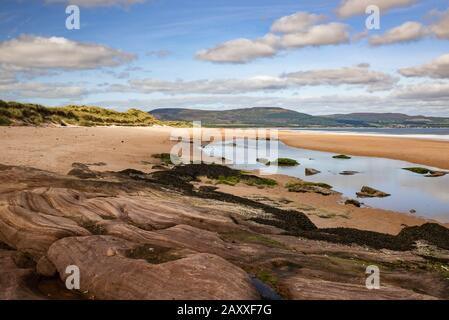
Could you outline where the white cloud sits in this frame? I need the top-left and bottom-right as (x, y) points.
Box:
(271, 12), (326, 33)
(0, 35), (135, 70)
(399, 53), (449, 78)
(0, 82), (88, 99)
(336, 0), (416, 18)
(280, 23), (349, 48)
(196, 12), (349, 63)
(430, 9), (449, 39)
(369, 21), (428, 46)
(124, 76), (288, 94)
(45, 0), (145, 8)
(283, 65), (397, 91)
(110, 65), (395, 94)
(196, 36), (279, 64)
(394, 82), (449, 100)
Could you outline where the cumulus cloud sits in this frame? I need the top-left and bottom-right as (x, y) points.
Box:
(394, 82), (449, 100)
(45, 0), (145, 8)
(399, 53), (449, 78)
(369, 21), (428, 46)
(336, 0), (416, 18)
(0, 82), (88, 99)
(196, 36), (279, 64)
(430, 9), (449, 39)
(0, 35), (135, 70)
(280, 23), (349, 48)
(123, 76), (288, 94)
(283, 65), (397, 91)
(196, 12), (349, 63)
(270, 12), (326, 33)
(110, 65), (395, 94)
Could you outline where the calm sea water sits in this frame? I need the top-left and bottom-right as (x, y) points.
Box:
(284, 128), (449, 140)
(203, 139), (449, 223)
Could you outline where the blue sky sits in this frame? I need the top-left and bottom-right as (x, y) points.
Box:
(1, 0), (449, 115)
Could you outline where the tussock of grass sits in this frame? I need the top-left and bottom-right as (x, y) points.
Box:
(152, 153), (179, 165)
(403, 167), (434, 175)
(285, 181), (332, 190)
(214, 174), (277, 187)
(216, 175), (241, 186)
(125, 244), (181, 264)
(267, 158), (299, 166)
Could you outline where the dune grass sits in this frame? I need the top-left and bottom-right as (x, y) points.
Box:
(0, 100), (188, 127)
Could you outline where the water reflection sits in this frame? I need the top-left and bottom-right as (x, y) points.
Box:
(203, 139), (449, 222)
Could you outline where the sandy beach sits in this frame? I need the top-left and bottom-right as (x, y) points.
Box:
(1, 126), (448, 235)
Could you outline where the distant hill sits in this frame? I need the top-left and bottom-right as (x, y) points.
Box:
(324, 113), (449, 127)
(150, 108), (449, 128)
(0, 100), (186, 127)
(149, 107), (341, 127)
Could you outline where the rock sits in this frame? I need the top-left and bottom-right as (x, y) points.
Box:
(409, 209), (416, 214)
(345, 199), (361, 207)
(332, 155), (351, 159)
(287, 184), (333, 196)
(0, 197), (91, 259)
(0, 251), (44, 299)
(403, 167), (433, 175)
(356, 186), (390, 198)
(425, 171), (447, 177)
(281, 275), (436, 300)
(286, 181), (334, 196)
(305, 168), (320, 176)
(256, 158), (270, 165)
(151, 165), (168, 170)
(47, 236), (259, 300)
(106, 248), (116, 257)
(339, 171), (359, 176)
(36, 256), (57, 277)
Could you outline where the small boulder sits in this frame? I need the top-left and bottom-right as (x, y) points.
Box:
(333, 155), (351, 160)
(36, 256), (57, 277)
(425, 171), (447, 178)
(356, 186), (390, 198)
(305, 168), (320, 176)
(256, 158), (270, 165)
(340, 171), (359, 176)
(345, 199), (361, 207)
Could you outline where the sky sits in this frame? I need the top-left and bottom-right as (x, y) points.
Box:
(1, 0), (449, 116)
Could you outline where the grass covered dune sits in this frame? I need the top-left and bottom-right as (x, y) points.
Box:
(0, 100), (188, 127)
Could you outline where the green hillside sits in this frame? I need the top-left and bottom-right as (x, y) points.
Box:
(0, 100), (185, 127)
(324, 113), (449, 127)
(150, 107), (341, 127)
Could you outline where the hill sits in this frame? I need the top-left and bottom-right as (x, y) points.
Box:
(149, 107), (341, 127)
(150, 108), (449, 128)
(324, 113), (449, 127)
(0, 100), (185, 127)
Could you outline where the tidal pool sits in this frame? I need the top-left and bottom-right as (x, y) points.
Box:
(203, 139), (449, 223)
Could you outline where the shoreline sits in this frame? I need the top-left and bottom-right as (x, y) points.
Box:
(278, 130), (449, 170)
